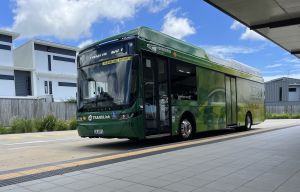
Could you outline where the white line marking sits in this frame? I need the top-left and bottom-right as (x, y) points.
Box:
(2, 138), (80, 146)
(7, 146), (40, 150)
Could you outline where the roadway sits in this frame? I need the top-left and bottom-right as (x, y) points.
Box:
(0, 119), (299, 173)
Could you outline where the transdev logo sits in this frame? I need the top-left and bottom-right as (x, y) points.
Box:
(87, 115), (111, 121)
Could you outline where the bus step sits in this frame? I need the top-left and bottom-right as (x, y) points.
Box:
(145, 133), (171, 139)
(226, 124), (238, 128)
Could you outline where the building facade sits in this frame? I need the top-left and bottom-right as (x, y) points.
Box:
(0, 30), (19, 96)
(14, 40), (78, 101)
(265, 77), (300, 103)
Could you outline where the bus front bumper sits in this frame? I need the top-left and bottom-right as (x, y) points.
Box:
(77, 117), (143, 139)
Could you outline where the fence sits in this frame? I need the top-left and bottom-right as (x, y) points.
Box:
(0, 97), (76, 126)
(265, 102), (300, 114)
(1, 97), (299, 125)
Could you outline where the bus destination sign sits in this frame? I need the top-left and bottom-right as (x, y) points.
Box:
(79, 41), (133, 67)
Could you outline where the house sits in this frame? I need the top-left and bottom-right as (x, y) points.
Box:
(265, 77), (300, 103)
(0, 30), (19, 96)
(14, 40), (78, 101)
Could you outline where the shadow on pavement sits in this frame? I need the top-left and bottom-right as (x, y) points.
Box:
(79, 128), (255, 151)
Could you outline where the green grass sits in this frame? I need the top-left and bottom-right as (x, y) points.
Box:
(41, 115), (57, 131)
(266, 113), (300, 119)
(68, 117), (77, 130)
(11, 119), (35, 133)
(0, 123), (12, 134)
(65, 98), (77, 103)
(0, 115), (77, 135)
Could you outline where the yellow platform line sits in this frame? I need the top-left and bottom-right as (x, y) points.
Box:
(0, 126), (290, 181)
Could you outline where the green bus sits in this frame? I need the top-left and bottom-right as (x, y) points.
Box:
(77, 27), (265, 140)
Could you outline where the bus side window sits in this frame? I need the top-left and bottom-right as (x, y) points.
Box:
(170, 60), (197, 100)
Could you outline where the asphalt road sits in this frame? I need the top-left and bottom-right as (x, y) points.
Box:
(0, 119), (299, 173)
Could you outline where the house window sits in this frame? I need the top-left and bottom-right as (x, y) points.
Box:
(53, 56), (75, 63)
(44, 81), (48, 94)
(48, 55), (52, 71)
(49, 81), (53, 94)
(289, 87), (296, 92)
(0, 44), (11, 50)
(58, 82), (77, 87)
(279, 87), (282, 101)
(0, 74), (14, 80)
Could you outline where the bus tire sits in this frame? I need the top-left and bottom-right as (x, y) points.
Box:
(179, 117), (194, 140)
(244, 113), (252, 130)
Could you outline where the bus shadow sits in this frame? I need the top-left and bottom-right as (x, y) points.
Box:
(80, 128), (253, 151)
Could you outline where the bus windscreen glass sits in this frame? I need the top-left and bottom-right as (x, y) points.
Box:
(78, 56), (136, 112)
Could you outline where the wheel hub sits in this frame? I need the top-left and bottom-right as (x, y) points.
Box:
(181, 119), (192, 139)
(246, 115), (251, 129)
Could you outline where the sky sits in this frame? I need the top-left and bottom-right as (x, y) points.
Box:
(0, 0), (299, 82)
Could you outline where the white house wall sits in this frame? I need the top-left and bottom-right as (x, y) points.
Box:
(0, 69), (15, 96)
(36, 76), (77, 101)
(0, 33), (15, 96)
(0, 42), (13, 67)
(13, 42), (34, 69)
(54, 80), (77, 101)
(0, 32), (74, 100)
(35, 50), (48, 72)
(35, 51), (76, 75)
(32, 42), (77, 101)
(52, 56), (76, 75)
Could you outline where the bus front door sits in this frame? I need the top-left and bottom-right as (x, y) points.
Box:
(143, 55), (171, 136)
(225, 76), (237, 126)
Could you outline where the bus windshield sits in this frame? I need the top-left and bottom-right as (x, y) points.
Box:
(78, 56), (136, 111)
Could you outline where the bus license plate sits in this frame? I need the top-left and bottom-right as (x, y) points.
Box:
(94, 129), (103, 135)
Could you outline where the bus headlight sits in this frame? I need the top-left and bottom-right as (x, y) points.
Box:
(119, 113), (134, 120)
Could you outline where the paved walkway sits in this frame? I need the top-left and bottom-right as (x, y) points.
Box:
(1, 119), (300, 172)
(1, 125), (300, 192)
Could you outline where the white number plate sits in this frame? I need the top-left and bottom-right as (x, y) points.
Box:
(94, 129), (103, 135)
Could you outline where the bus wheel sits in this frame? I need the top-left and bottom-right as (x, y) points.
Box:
(245, 113), (252, 130)
(179, 119), (193, 140)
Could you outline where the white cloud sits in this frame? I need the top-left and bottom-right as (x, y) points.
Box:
(161, 9), (196, 39)
(240, 28), (266, 41)
(230, 20), (266, 41)
(78, 39), (95, 49)
(265, 63), (283, 68)
(10, 0), (173, 40)
(230, 20), (244, 30)
(262, 70), (282, 74)
(281, 57), (300, 64)
(148, 0), (174, 13)
(263, 57), (300, 81)
(263, 75), (285, 82)
(264, 73), (300, 82)
(202, 45), (257, 59)
(293, 64), (300, 68)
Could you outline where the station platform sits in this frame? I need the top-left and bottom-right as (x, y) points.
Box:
(1, 124), (300, 192)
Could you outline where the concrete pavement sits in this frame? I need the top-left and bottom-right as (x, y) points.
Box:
(0, 119), (300, 172)
(1, 121), (300, 191)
